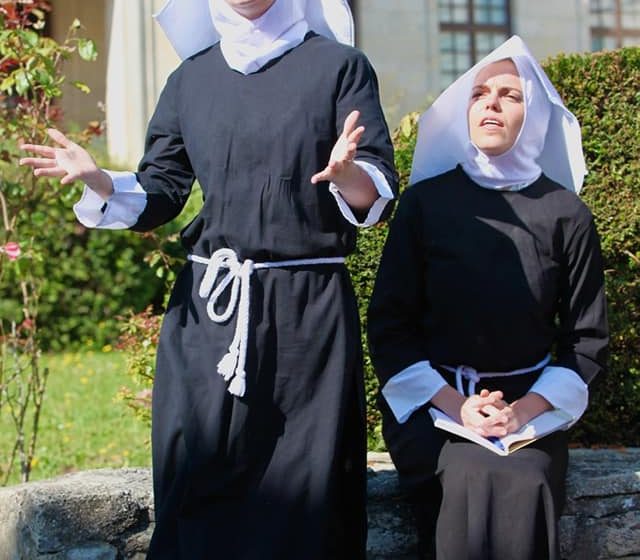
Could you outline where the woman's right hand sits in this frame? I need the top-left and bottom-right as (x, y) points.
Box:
(460, 389), (511, 437)
(20, 129), (114, 199)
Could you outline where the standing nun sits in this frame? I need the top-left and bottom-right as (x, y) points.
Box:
(20, 1), (398, 558)
(368, 36), (608, 560)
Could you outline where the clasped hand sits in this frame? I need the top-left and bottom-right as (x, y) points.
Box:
(460, 389), (522, 437)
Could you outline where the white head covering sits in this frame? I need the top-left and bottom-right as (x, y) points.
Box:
(154, 0), (354, 70)
(410, 35), (586, 193)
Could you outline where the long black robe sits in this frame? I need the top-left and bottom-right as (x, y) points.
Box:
(368, 166), (608, 560)
(129, 33), (397, 559)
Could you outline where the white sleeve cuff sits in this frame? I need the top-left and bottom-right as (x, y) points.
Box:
(329, 160), (394, 227)
(381, 360), (448, 424)
(529, 366), (589, 426)
(73, 170), (147, 230)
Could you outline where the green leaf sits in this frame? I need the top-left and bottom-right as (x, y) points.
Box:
(16, 30), (38, 48)
(71, 80), (91, 94)
(77, 39), (97, 62)
(0, 76), (15, 93)
(14, 69), (29, 96)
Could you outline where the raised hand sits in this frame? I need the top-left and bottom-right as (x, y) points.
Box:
(311, 110), (377, 211)
(311, 110), (364, 185)
(20, 129), (113, 199)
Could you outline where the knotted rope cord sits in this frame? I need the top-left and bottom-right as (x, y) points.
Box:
(442, 354), (552, 397)
(189, 249), (345, 397)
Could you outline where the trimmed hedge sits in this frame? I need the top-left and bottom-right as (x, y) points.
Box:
(349, 47), (640, 448)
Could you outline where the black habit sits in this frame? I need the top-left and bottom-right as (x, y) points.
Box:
(129, 33), (397, 559)
(368, 166), (608, 560)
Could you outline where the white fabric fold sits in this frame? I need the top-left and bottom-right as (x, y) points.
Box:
(210, 0), (308, 74)
(529, 365), (588, 425)
(329, 160), (394, 227)
(410, 35), (586, 193)
(73, 171), (146, 230)
(381, 361), (448, 424)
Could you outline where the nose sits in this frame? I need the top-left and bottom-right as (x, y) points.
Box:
(484, 89), (501, 111)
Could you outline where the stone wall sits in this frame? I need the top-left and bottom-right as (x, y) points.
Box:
(1, 450), (639, 559)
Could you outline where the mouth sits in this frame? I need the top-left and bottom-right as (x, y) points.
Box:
(480, 118), (504, 128)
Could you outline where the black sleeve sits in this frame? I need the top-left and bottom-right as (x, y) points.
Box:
(336, 51), (399, 220)
(131, 69), (195, 232)
(367, 188), (429, 387)
(554, 209), (609, 383)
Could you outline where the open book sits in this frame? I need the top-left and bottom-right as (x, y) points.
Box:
(428, 407), (573, 456)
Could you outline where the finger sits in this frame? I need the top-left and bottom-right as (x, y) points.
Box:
(480, 404), (503, 417)
(347, 125), (365, 145)
(33, 167), (67, 178)
(341, 110), (360, 138)
(46, 128), (73, 148)
(344, 141), (359, 161)
(20, 144), (57, 158)
(60, 174), (79, 185)
(19, 157), (57, 169)
(311, 169), (330, 184)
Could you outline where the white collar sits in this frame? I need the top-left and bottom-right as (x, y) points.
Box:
(153, 0), (354, 66)
(410, 35), (586, 193)
(210, 0), (308, 74)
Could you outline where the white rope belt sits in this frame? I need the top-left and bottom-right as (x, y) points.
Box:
(189, 248), (345, 397)
(442, 354), (552, 397)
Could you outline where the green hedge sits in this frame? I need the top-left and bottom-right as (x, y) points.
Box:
(349, 47), (640, 448)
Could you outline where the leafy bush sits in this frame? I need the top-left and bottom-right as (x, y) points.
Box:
(0, 0), (99, 483)
(543, 47), (640, 445)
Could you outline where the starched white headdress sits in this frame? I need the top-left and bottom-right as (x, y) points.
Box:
(410, 35), (586, 193)
(153, 0), (354, 61)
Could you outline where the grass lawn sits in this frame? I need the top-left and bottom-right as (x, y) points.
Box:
(0, 348), (151, 486)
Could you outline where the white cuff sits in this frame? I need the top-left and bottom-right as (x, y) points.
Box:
(381, 360), (448, 424)
(73, 170), (147, 230)
(529, 366), (589, 426)
(329, 160), (394, 227)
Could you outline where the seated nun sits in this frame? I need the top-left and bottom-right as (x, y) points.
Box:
(367, 35), (608, 560)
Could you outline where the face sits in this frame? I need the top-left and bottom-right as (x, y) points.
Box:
(224, 0), (276, 19)
(467, 59), (525, 156)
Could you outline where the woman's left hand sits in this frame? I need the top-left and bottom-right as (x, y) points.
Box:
(311, 110), (364, 186)
(311, 110), (378, 211)
(499, 392), (553, 434)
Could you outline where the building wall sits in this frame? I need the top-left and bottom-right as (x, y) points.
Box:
(511, 0), (590, 58)
(356, 0), (439, 131)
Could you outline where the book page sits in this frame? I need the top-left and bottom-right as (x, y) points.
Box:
(428, 407), (572, 456)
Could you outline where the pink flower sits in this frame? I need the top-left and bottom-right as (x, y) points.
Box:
(3, 241), (21, 261)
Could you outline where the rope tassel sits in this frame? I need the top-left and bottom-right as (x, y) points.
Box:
(217, 349), (239, 381)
